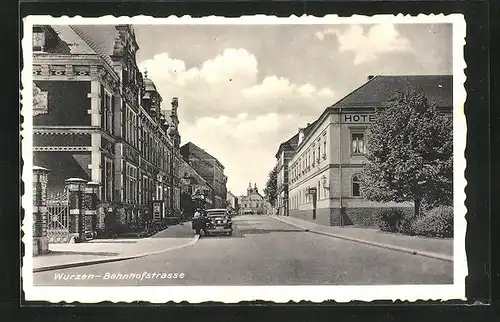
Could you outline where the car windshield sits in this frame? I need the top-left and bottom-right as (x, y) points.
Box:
(206, 211), (226, 217)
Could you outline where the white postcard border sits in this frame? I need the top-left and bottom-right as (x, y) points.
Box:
(21, 13), (467, 303)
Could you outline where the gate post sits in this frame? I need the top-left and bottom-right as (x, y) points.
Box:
(85, 182), (100, 239)
(65, 178), (87, 242)
(33, 166), (50, 256)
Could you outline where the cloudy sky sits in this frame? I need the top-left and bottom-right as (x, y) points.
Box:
(134, 23), (452, 196)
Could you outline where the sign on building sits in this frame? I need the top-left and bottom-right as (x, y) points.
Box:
(343, 114), (376, 123)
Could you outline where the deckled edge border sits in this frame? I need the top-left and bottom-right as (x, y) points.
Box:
(20, 13), (467, 304)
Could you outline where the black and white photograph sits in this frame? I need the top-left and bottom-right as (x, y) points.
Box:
(22, 14), (467, 303)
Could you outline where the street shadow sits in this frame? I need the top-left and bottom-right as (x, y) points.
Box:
(44, 251), (120, 256)
(237, 228), (305, 235)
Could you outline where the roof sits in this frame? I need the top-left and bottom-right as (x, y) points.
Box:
(69, 25), (118, 68)
(292, 75), (453, 156)
(181, 142), (224, 170)
(49, 25), (96, 55)
(333, 75), (453, 109)
(275, 119), (318, 158)
(143, 78), (158, 92)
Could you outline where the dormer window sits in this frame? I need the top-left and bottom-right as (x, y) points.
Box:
(33, 27), (45, 52)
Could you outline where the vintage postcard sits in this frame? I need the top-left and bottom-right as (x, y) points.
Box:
(21, 14), (467, 303)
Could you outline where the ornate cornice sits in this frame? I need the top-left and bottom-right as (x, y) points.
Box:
(33, 126), (116, 142)
(32, 62), (120, 94)
(33, 146), (92, 152)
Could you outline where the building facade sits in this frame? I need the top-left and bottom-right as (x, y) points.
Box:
(287, 75), (453, 227)
(32, 24), (181, 235)
(180, 158), (214, 214)
(180, 142), (228, 209)
(275, 122), (316, 216)
(226, 190), (238, 212)
(239, 183), (266, 215)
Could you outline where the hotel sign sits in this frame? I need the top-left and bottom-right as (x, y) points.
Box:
(343, 114), (376, 123)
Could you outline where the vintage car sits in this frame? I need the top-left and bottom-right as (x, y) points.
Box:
(203, 208), (233, 236)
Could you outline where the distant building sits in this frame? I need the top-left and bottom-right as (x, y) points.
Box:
(180, 159), (213, 214)
(287, 75), (453, 227)
(180, 142), (228, 208)
(239, 183), (266, 215)
(226, 190), (238, 211)
(275, 121), (317, 216)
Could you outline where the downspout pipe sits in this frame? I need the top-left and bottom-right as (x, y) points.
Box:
(338, 108), (343, 227)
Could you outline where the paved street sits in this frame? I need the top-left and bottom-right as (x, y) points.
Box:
(33, 215), (453, 286)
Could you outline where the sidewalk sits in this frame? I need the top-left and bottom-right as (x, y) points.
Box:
(270, 216), (453, 262)
(33, 222), (198, 272)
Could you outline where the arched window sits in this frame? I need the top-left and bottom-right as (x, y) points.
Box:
(352, 174), (362, 197)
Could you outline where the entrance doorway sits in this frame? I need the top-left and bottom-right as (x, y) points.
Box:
(312, 191), (317, 220)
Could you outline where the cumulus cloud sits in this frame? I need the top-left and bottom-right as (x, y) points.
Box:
(181, 113), (314, 196)
(316, 24), (412, 65)
(138, 48), (335, 194)
(138, 49), (335, 121)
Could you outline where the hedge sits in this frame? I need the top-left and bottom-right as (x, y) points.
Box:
(374, 208), (415, 234)
(412, 206), (454, 238)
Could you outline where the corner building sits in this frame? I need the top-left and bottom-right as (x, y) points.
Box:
(32, 24), (181, 234)
(287, 75), (453, 227)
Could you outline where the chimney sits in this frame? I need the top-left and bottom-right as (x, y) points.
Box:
(306, 123), (311, 127)
(298, 127), (305, 146)
(367, 75), (375, 81)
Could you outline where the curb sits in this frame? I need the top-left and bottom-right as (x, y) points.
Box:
(33, 235), (200, 273)
(270, 216), (453, 263)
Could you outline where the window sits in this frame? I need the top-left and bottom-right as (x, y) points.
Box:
(323, 140), (327, 159)
(102, 158), (113, 201)
(318, 143), (321, 162)
(352, 174), (361, 197)
(126, 164), (138, 203)
(312, 150), (316, 165)
(102, 92), (113, 134)
(107, 95), (113, 134)
(351, 133), (366, 154)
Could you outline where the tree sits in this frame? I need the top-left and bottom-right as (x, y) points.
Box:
(361, 90), (453, 218)
(264, 165), (278, 207)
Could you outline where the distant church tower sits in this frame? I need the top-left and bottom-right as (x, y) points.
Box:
(254, 183), (258, 194)
(247, 182), (253, 195)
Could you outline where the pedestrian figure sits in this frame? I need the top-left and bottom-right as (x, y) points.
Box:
(192, 208), (203, 235)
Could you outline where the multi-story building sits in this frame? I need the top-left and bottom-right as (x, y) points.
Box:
(180, 158), (214, 214)
(275, 121), (317, 216)
(287, 75), (453, 227)
(31, 24), (181, 235)
(239, 183), (266, 215)
(180, 142), (227, 209)
(226, 190), (238, 212)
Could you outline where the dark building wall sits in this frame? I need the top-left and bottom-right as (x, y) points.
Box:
(33, 81), (91, 126)
(34, 133), (91, 146)
(290, 206), (414, 227)
(181, 143), (226, 204)
(289, 208), (330, 226)
(33, 151), (92, 195)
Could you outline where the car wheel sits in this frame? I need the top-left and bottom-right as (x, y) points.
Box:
(227, 231), (232, 236)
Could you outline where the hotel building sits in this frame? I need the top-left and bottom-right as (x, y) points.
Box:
(286, 75), (453, 226)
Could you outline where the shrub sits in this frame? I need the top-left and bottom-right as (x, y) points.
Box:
(397, 208), (416, 236)
(374, 208), (416, 235)
(374, 208), (403, 232)
(412, 206), (454, 238)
